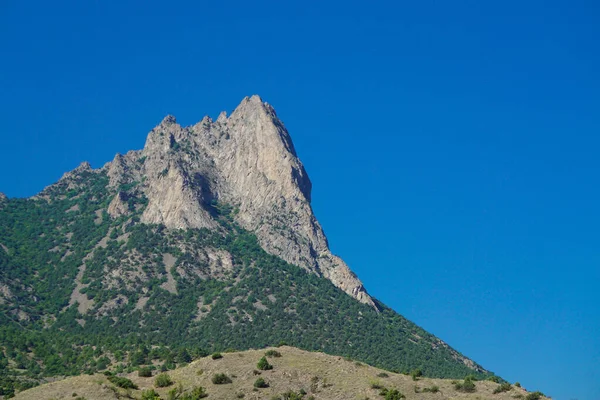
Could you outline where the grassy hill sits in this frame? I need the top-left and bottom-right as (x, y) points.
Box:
(14, 346), (547, 400)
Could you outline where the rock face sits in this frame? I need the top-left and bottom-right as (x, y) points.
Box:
(98, 96), (374, 306)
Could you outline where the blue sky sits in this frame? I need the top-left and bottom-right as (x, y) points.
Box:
(1, 1), (599, 399)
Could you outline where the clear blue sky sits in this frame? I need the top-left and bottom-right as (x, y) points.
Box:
(1, 1), (598, 399)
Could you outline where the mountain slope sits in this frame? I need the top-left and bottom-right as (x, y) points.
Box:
(15, 347), (544, 400)
(0, 96), (493, 397)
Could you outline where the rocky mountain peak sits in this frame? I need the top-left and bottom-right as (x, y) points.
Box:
(0, 192), (6, 202)
(102, 96), (375, 307)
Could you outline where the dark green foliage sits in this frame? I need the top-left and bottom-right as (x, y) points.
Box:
(525, 391), (544, 400)
(0, 167), (493, 389)
(415, 385), (439, 393)
(493, 382), (512, 394)
(138, 367), (153, 377)
(383, 389), (405, 400)
(488, 375), (501, 383)
(265, 349), (282, 358)
(410, 368), (422, 381)
(141, 389), (161, 400)
(515, 382), (522, 387)
(454, 377), (476, 393)
(254, 377), (269, 388)
(211, 373), (232, 384)
(107, 375), (137, 389)
(182, 386), (208, 399)
(376, 372), (389, 378)
(154, 373), (173, 387)
(257, 356), (273, 370)
(277, 390), (305, 400)
(211, 352), (223, 360)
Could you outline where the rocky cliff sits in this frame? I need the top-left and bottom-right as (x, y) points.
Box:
(99, 95), (374, 306)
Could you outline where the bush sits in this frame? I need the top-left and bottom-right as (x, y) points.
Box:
(422, 385), (439, 393)
(410, 369), (422, 381)
(370, 380), (384, 389)
(141, 389), (161, 400)
(515, 382), (521, 387)
(377, 372), (389, 378)
(254, 378), (269, 388)
(155, 373), (174, 387)
(525, 392), (544, 400)
(265, 350), (282, 358)
(138, 367), (153, 377)
(107, 375), (137, 389)
(488, 375), (501, 383)
(211, 352), (223, 360)
(454, 377), (476, 393)
(179, 386), (208, 400)
(385, 389), (405, 400)
(212, 373), (232, 384)
(493, 382), (512, 394)
(257, 356), (273, 370)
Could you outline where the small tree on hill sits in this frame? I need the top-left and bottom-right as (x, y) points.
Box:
(257, 356), (273, 370)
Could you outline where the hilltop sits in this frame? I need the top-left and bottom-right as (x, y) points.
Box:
(14, 346), (546, 400)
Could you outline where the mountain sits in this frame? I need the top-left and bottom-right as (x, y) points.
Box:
(14, 346), (546, 400)
(0, 96), (494, 397)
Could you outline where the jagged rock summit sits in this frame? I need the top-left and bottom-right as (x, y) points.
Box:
(97, 95), (374, 306)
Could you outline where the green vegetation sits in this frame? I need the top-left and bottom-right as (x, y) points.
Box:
(138, 366), (153, 377)
(107, 375), (137, 389)
(410, 368), (422, 381)
(376, 372), (389, 378)
(265, 349), (282, 358)
(415, 385), (439, 393)
(525, 391), (545, 400)
(493, 382), (512, 394)
(257, 356), (273, 370)
(382, 388), (405, 400)
(254, 377), (269, 388)
(211, 352), (223, 360)
(155, 373), (174, 387)
(454, 377), (476, 392)
(0, 167), (493, 393)
(211, 373), (232, 384)
(141, 389), (161, 400)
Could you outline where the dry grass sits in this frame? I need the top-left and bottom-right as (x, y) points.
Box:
(14, 346), (547, 400)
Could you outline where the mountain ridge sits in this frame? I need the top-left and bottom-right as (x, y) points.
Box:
(40, 95), (374, 307)
(0, 96), (496, 397)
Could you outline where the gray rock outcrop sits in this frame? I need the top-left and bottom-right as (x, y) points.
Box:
(98, 96), (375, 307)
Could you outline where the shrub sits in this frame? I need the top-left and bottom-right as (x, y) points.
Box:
(155, 373), (174, 387)
(493, 383), (512, 394)
(265, 350), (282, 358)
(107, 375), (137, 389)
(377, 372), (389, 378)
(181, 386), (208, 400)
(278, 390), (304, 400)
(488, 375), (501, 383)
(211, 352), (223, 360)
(212, 373), (232, 384)
(257, 356), (273, 370)
(525, 392), (544, 400)
(422, 385), (439, 393)
(138, 367), (152, 377)
(410, 369), (422, 381)
(385, 389), (405, 400)
(454, 377), (476, 393)
(515, 382), (521, 387)
(254, 378), (269, 388)
(370, 380), (384, 389)
(141, 389), (161, 400)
